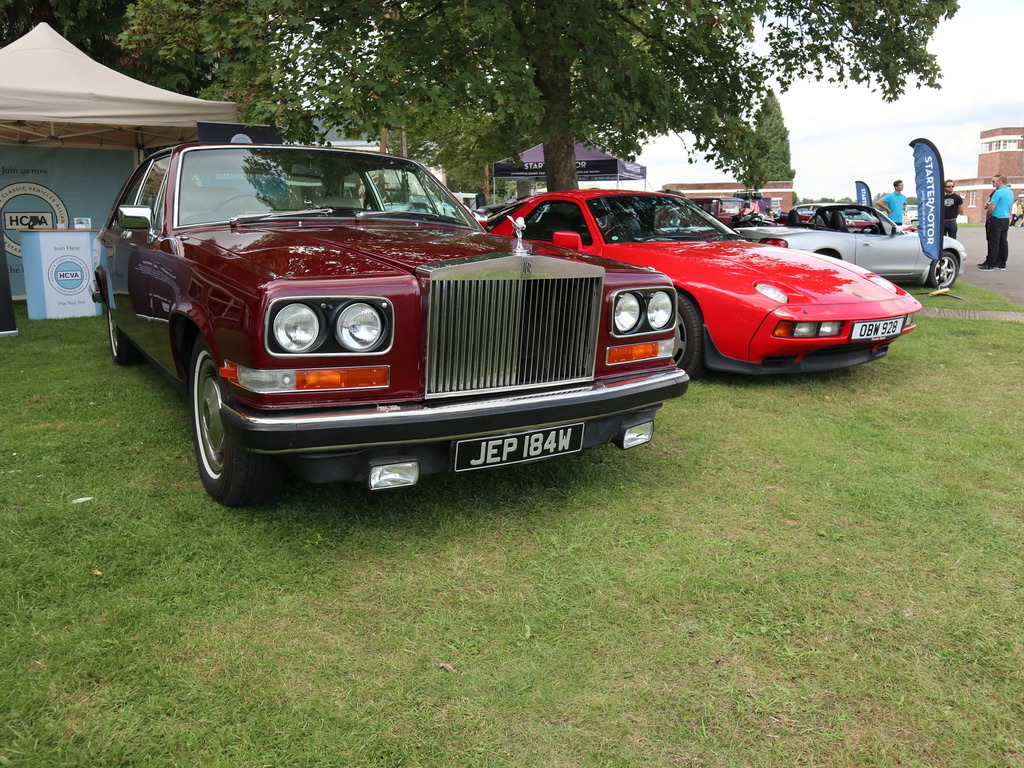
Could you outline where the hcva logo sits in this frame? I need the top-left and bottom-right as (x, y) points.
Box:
(4, 212), (53, 229)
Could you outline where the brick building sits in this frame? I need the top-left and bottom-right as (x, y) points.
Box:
(951, 126), (1024, 223)
(662, 180), (795, 213)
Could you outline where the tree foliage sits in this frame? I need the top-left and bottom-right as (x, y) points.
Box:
(0, 0), (214, 94)
(121, 0), (959, 191)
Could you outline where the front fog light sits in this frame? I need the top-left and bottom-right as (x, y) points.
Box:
(818, 321), (843, 336)
(617, 421), (654, 449)
(368, 461), (420, 490)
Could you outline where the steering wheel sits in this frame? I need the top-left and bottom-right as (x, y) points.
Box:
(603, 223), (633, 241)
(861, 225), (879, 235)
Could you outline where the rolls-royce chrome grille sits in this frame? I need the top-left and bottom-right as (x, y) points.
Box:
(420, 253), (604, 399)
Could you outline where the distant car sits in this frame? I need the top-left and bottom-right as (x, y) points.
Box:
(904, 204), (919, 225)
(487, 190), (922, 377)
(787, 203), (873, 230)
(686, 195), (745, 225)
(95, 144), (688, 505)
(737, 203), (964, 290)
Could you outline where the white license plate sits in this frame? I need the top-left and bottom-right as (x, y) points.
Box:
(454, 423), (585, 472)
(850, 317), (904, 341)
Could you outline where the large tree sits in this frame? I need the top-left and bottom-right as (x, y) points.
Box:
(120, 0), (958, 190)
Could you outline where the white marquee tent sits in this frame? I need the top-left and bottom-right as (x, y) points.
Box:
(0, 22), (238, 150)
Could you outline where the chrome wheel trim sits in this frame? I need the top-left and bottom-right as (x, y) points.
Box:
(935, 255), (957, 288)
(194, 352), (226, 477)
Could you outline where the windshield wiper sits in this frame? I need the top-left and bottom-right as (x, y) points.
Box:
(355, 210), (461, 224)
(229, 207), (335, 225)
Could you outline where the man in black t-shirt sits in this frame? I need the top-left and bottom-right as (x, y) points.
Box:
(943, 180), (964, 238)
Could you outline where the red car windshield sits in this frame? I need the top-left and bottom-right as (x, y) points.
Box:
(586, 194), (741, 244)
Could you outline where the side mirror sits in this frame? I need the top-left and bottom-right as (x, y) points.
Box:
(117, 205), (153, 231)
(551, 231), (583, 250)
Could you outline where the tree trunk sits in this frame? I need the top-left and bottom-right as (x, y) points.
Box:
(532, 44), (577, 190)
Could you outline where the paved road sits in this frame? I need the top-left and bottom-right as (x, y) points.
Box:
(949, 225), (1024, 306)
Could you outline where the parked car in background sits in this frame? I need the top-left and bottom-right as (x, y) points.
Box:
(487, 191), (921, 378)
(904, 204), (919, 225)
(95, 144), (688, 506)
(736, 203), (965, 289)
(685, 195), (745, 225)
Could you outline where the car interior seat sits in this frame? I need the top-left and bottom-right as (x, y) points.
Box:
(786, 209), (801, 226)
(828, 210), (849, 233)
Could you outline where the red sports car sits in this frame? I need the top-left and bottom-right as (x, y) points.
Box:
(487, 190), (922, 377)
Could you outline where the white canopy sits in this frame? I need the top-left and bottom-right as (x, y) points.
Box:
(0, 23), (238, 149)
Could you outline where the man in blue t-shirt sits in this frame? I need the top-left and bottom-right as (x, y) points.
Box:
(878, 180), (907, 227)
(980, 174), (1014, 270)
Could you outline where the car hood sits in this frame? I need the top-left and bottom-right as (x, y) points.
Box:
(621, 239), (906, 304)
(186, 221), (645, 279)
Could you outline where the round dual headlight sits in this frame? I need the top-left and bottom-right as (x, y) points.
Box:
(336, 302), (384, 351)
(646, 290), (674, 330)
(614, 292), (641, 333)
(273, 303), (320, 353)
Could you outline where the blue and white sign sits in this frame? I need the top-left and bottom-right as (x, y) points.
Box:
(909, 138), (944, 262)
(855, 180), (872, 208)
(1, 145), (136, 297)
(21, 229), (102, 319)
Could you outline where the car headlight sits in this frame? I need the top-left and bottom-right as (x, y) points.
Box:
(614, 292), (641, 333)
(867, 275), (899, 294)
(336, 302), (384, 351)
(646, 290), (673, 330)
(755, 283), (789, 303)
(273, 303), (320, 353)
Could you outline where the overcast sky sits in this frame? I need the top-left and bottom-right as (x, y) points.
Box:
(620, 0), (1024, 201)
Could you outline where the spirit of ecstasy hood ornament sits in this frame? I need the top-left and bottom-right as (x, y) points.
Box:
(507, 215), (529, 255)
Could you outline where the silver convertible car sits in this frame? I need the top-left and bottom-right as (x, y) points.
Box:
(736, 203), (965, 290)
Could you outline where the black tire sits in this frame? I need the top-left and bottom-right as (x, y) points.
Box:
(926, 251), (959, 289)
(672, 291), (706, 378)
(107, 308), (144, 366)
(189, 340), (285, 506)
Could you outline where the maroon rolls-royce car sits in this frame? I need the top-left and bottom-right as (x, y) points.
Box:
(94, 144), (688, 506)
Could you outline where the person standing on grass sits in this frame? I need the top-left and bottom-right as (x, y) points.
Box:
(943, 180), (964, 238)
(980, 175), (1013, 271)
(878, 180), (906, 229)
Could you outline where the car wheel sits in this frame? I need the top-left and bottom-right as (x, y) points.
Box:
(672, 292), (706, 378)
(927, 251), (959, 289)
(107, 308), (144, 366)
(189, 340), (285, 506)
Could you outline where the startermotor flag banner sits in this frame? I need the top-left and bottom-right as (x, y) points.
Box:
(855, 180), (872, 208)
(909, 138), (944, 261)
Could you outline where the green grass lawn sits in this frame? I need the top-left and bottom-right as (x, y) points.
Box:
(2, 296), (1023, 767)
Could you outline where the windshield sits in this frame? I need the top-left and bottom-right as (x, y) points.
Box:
(175, 146), (476, 228)
(586, 194), (740, 243)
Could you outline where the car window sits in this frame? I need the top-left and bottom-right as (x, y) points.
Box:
(522, 201), (593, 245)
(587, 194), (737, 243)
(175, 147), (476, 228)
(109, 155), (169, 229)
